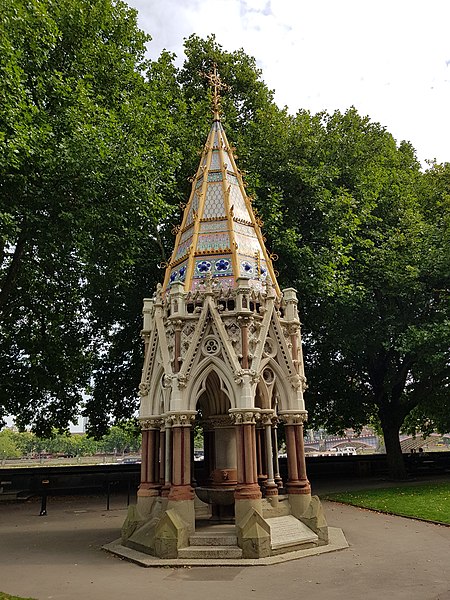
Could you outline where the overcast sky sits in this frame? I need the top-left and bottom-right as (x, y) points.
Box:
(126, 0), (450, 167)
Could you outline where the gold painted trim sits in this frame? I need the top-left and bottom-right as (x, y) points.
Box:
(217, 122), (240, 282)
(183, 124), (216, 291)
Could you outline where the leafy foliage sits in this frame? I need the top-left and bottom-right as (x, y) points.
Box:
(0, 8), (448, 480)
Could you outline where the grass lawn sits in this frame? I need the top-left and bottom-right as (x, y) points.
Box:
(323, 481), (450, 524)
(0, 594), (36, 600)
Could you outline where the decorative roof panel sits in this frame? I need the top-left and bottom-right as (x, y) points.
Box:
(163, 115), (279, 294)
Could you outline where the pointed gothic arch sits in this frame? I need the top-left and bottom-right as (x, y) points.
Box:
(259, 356), (293, 413)
(186, 356), (237, 413)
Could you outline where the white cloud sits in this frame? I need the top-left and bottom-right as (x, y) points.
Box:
(128, 0), (450, 165)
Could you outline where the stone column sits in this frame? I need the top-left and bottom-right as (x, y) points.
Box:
(166, 412), (196, 533)
(202, 420), (215, 485)
(272, 420), (283, 489)
(161, 418), (171, 498)
(261, 411), (278, 497)
(230, 409), (262, 524)
(279, 411), (311, 516)
(159, 428), (165, 488)
(137, 418), (162, 516)
(167, 412), (196, 501)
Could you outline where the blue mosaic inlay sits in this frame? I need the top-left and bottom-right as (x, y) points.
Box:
(215, 258), (230, 271)
(197, 260), (212, 273)
(241, 260), (254, 275)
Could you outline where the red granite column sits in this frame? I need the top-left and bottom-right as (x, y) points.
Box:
(168, 413), (195, 501)
(281, 413), (311, 495)
(232, 411), (262, 501)
(138, 419), (161, 497)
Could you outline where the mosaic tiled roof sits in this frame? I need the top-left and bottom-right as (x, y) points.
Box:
(162, 113), (280, 294)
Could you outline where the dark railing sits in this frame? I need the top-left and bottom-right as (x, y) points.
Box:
(1, 452), (449, 503)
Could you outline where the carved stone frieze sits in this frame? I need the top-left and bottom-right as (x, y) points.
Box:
(206, 414), (233, 428)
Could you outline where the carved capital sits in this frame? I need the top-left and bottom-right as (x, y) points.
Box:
(140, 417), (163, 430)
(289, 373), (307, 390)
(278, 411), (308, 425)
(229, 409), (261, 424)
(177, 373), (188, 389)
(167, 411), (197, 427)
(138, 382), (150, 397)
(172, 318), (183, 330)
(234, 368), (257, 385)
(287, 323), (300, 336)
(237, 315), (253, 328)
(259, 409), (276, 426)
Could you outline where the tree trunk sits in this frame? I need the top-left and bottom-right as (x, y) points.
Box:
(380, 418), (408, 480)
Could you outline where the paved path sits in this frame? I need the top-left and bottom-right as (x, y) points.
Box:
(0, 483), (449, 600)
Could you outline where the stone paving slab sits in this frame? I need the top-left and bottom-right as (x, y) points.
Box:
(1, 483), (450, 600)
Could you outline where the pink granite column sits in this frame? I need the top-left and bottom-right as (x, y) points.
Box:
(281, 412), (311, 495)
(168, 412), (195, 501)
(232, 411), (262, 501)
(138, 419), (161, 498)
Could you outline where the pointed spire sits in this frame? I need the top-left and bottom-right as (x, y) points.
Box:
(204, 63), (227, 121)
(162, 68), (280, 296)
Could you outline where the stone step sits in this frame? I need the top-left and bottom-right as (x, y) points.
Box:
(178, 545), (243, 559)
(189, 533), (238, 546)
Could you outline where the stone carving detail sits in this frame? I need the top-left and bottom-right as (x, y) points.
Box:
(140, 417), (163, 430)
(165, 324), (175, 362)
(288, 373), (308, 391)
(207, 414), (233, 428)
(263, 337), (277, 358)
(138, 382), (151, 397)
(229, 410), (262, 424)
(225, 319), (241, 355)
(278, 412), (308, 425)
(167, 412), (196, 427)
(202, 335), (221, 356)
(162, 375), (172, 388)
(259, 410), (276, 426)
(177, 373), (188, 389)
(287, 323), (300, 336)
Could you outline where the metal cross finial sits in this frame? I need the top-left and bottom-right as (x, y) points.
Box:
(204, 63), (227, 117)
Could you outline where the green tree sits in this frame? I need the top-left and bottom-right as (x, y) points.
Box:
(0, 429), (21, 460)
(0, 0), (182, 435)
(101, 423), (141, 455)
(252, 108), (450, 479)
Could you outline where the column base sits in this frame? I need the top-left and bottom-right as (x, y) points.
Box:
(264, 481), (279, 497)
(136, 486), (161, 519)
(168, 484), (195, 502)
(286, 478), (311, 495)
(137, 483), (161, 497)
(234, 482), (262, 501)
(161, 483), (171, 498)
